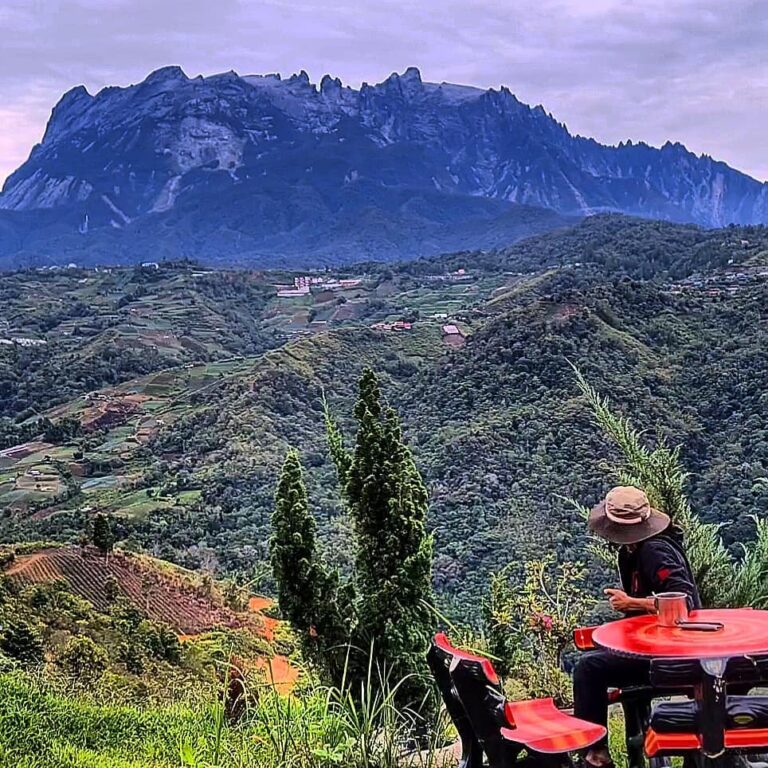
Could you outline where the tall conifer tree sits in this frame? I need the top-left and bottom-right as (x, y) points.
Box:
(270, 448), (349, 676)
(345, 368), (434, 700)
(92, 512), (115, 558)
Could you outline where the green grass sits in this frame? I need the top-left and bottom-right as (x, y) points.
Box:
(0, 670), (647, 768)
(0, 674), (194, 767)
(0, 665), (450, 768)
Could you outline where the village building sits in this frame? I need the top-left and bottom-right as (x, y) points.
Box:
(442, 323), (466, 347)
(372, 321), (413, 332)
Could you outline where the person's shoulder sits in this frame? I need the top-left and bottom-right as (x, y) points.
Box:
(640, 535), (682, 559)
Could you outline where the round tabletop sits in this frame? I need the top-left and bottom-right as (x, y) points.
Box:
(592, 608), (768, 659)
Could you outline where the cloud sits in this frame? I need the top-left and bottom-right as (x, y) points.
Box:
(1, 0), (767, 184)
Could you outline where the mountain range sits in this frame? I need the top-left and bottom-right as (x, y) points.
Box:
(1, 65), (767, 269)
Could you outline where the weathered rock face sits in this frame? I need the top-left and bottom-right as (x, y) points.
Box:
(1, 65), (767, 267)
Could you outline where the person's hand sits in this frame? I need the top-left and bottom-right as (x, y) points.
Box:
(604, 588), (635, 613)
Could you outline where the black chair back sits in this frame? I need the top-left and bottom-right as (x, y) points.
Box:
(450, 656), (521, 768)
(426, 634), (484, 768)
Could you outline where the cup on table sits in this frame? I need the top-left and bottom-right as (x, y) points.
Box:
(654, 591), (689, 627)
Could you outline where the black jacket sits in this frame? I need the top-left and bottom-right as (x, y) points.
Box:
(618, 534), (702, 610)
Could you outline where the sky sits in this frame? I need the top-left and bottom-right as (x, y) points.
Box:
(1, 0), (767, 185)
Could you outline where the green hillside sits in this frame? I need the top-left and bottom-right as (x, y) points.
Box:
(1, 216), (767, 619)
(0, 259), (507, 423)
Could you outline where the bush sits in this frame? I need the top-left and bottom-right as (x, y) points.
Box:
(135, 620), (181, 664)
(484, 556), (593, 706)
(55, 636), (108, 680)
(0, 620), (44, 665)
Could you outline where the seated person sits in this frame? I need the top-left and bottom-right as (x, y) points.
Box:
(574, 486), (701, 768)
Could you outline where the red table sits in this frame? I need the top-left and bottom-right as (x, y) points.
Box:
(592, 608), (768, 761)
(592, 608), (768, 660)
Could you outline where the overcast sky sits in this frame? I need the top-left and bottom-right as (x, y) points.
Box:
(1, 0), (767, 185)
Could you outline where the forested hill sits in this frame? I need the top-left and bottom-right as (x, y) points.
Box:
(401, 279), (767, 603)
(1, 216), (767, 616)
(408, 214), (768, 277)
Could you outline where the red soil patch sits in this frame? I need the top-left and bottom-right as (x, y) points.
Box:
(256, 654), (300, 694)
(5, 546), (249, 634)
(80, 392), (153, 431)
(248, 596), (278, 642)
(248, 596), (272, 612)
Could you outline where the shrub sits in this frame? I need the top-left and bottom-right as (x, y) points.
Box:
(135, 620), (181, 663)
(55, 636), (108, 680)
(485, 556), (593, 706)
(0, 620), (44, 665)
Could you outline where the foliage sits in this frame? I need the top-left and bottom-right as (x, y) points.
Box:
(0, 620), (45, 666)
(574, 370), (768, 609)
(272, 370), (434, 703)
(92, 513), (115, 557)
(340, 369), (435, 703)
(412, 214), (768, 280)
(0, 547), (284, 710)
(323, 393), (352, 488)
(3, 221), (768, 621)
(0, 659), (450, 768)
(270, 449), (350, 677)
(55, 636), (108, 681)
(484, 556), (594, 706)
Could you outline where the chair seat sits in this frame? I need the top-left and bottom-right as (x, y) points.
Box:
(645, 727), (768, 756)
(500, 698), (607, 753)
(651, 696), (768, 733)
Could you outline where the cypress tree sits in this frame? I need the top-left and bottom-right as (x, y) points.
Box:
(92, 512), (115, 558)
(346, 368), (434, 701)
(323, 392), (352, 487)
(270, 449), (349, 677)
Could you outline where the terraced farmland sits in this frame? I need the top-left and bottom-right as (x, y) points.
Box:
(4, 545), (266, 635)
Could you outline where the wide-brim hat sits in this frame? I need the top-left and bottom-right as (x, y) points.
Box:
(588, 486), (670, 545)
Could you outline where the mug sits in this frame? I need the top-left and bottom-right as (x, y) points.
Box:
(655, 591), (689, 627)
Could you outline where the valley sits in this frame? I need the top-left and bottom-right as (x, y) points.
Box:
(2, 215), (767, 619)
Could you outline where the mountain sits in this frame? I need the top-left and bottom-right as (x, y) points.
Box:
(2, 66), (767, 269)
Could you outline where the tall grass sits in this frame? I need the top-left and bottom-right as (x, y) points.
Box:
(0, 653), (450, 768)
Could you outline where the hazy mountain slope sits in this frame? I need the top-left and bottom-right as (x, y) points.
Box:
(2, 226), (766, 615)
(1, 66), (767, 268)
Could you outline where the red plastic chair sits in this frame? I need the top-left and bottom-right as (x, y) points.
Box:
(429, 633), (606, 768)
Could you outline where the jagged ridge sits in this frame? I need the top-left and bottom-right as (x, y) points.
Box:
(1, 66), (767, 267)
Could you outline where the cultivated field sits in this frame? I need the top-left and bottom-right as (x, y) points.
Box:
(4, 545), (263, 635)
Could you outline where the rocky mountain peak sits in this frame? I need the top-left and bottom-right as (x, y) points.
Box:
(320, 74), (343, 98)
(144, 65), (189, 85)
(2, 64), (768, 267)
(288, 70), (312, 88)
(401, 66), (423, 84)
